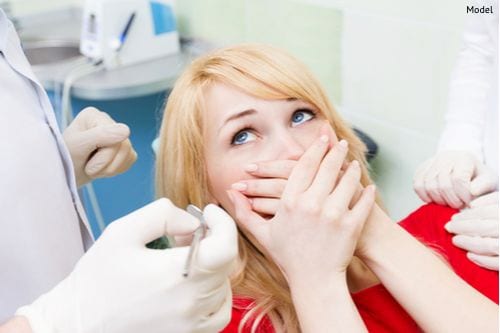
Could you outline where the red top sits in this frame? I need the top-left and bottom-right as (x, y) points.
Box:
(221, 203), (499, 333)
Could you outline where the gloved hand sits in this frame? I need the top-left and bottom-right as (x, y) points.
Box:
(413, 151), (498, 208)
(445, 192), (499, 271)
(16, 198), (238, 333)
(63, 107), (137, 187)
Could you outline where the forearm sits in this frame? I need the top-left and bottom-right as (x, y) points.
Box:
(290, 275), (367, 333)
(359, 217), (498, 333)
(0, 316), (33, 333)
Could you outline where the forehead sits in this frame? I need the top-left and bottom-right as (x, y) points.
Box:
(203, 83), (296, 121)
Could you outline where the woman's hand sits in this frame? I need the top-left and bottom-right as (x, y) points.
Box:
(227, 126), (376, 285)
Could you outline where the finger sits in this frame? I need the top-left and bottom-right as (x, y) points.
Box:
(85, 145), (120, 176)
(470, 163), (498, 197)
(450, 158), (475, 204)
(469, 192), (499, 208)
(437, 171), (465, 209)
(244, 160), (296, 179)
(346, 185), (376, 230)
(413, 160), (433, 203)
(115, 198), (200, 244)
(76, 107), (115, 128)
(452, 235), (499, 256)
(445, 219), (498, 237)
(423, 157), (451, 206)
(92, 142), (137, 177)
(251, 197), (280, 216)
(466, 253), (499, 271)
(78, 123), (131, 157)
(173, 233), (194, 247)
(194, 285), (233, 333)
(307, 140), (348, 200)
(424, 177), (447, 206)
(325, 160), (362, 213)
(231, 178), (286, 198)
(283, 126), (330, 197)
(196, 204), (238, 272)
(226, 190), (268, 246)
(452, 205), (498, 220)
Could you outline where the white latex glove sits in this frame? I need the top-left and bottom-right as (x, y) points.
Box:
(445, 192), (499, 271)
(63, 107), (137, 187)
(413, 151), (498, 208)
(16, 199), (237, 333)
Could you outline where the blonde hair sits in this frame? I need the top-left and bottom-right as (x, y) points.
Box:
(156, 44), (379, 332)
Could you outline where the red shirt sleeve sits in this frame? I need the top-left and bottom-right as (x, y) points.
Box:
(398, 203), (499, 303)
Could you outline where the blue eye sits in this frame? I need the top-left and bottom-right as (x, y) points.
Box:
(231, 129), (256, 145)
(291, 109), (315, 126)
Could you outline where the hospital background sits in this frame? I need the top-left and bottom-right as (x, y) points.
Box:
(2, 0), (469, 237)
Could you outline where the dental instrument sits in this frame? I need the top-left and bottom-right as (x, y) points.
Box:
(183, 204), (207, 278)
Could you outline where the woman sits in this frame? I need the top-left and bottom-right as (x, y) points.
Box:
(156, 44), (498, 332)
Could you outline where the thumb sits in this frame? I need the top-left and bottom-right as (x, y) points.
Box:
(196, 204), (238, 272)
(77, 124), (130, 156)
(470, 163), (498, 197)
(469, 191), (499, 208)
(227, 190), (268, 247)
(116, 198), (199, 245)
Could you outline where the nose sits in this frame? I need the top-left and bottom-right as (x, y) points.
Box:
(274, 132), (305, 161)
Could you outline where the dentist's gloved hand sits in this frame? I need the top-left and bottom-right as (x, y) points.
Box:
(63, 107), (137, 187)
(445, 192), (499, 271)
(413, 151), (498, 208)
(16, 198), (237, 333)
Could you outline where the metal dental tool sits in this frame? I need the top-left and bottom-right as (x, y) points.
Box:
(183, 205), (207, 278)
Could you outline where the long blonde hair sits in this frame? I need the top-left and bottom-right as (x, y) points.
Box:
(156, 44), (378, 332)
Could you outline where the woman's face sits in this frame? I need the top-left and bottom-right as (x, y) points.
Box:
(203, 82), (338, 214)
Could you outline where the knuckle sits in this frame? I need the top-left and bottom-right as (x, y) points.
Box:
(282, 197), (297, 211)
(299, 200), (321, 215)
(324, 207), (342, 221)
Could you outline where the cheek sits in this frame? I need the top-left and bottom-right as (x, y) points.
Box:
(206, 152), (249, 206)
(296, 120), (339, 148)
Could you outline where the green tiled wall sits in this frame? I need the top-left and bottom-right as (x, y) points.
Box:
(175, 0), (343, 104)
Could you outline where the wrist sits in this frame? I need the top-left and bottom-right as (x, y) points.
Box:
(355, 205), (397, 261)
(289, 271), (348, 302)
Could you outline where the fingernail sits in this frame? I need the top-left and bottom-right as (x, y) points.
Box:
(339, 140), (348, 148)
(367, 184), (376, 193)
(231, 182), (247, 191)
(320, 135), (329, 144)
(444, 222), (452, 232)
(351, 160), (359, 168)
(245, 164), (258, 172)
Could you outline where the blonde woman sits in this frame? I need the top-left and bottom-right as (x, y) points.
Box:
(156, 44), (498, 332)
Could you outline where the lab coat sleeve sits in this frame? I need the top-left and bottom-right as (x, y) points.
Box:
(438, 1), (497, 162)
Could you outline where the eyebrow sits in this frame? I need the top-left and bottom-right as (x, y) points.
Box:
(218, 109), (257, 132)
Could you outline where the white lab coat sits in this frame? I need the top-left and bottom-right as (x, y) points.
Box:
(0, 10), (93, 321)
(438, 0), (498, 177)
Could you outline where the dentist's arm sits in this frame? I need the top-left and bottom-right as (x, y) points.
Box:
(2, 198), (237, 333)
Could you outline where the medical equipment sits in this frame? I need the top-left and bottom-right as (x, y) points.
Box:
(80, 0), (180, 70)
(184, 205), (207, 277)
